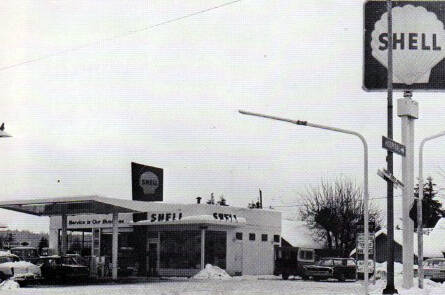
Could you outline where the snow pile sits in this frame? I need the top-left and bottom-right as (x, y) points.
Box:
(0, 280), (20, 290)
(192, 264), (232, 280)
(0, 251), (11, 256)
(370, 263), (445, 295)
(374, 262), (418, 280)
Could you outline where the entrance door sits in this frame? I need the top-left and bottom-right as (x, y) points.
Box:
(147, 243), (158, 276)
(232, 239), (243, 275)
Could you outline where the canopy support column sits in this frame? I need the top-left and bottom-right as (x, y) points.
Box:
(200, 227), (206, 270)
(61, 214), (67, 255)
(112, 212), (119, 280)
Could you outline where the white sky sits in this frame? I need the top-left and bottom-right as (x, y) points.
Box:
(1, 0), (445, 233)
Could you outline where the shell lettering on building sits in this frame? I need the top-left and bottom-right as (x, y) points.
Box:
(371, 5), (445, 85)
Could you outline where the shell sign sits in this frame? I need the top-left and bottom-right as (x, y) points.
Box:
(364, 1), (445, 91)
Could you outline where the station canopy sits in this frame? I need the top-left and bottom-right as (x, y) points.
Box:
(0, 195), (146, 216)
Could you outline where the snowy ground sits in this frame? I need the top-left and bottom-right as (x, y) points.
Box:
(1, 275), (444, 295)
(0, 277), (366, 295)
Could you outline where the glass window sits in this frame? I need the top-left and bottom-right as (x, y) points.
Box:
(273, 235), (280, 243)
(205, 231), (227, 269)
(261, 234), (268, 242)
(333, 259), (343, 266)
(318, 259), (333, 266)
(249, 233), (256, 241)
(160, 231), (201, 269)
(236, 232), (243, 240)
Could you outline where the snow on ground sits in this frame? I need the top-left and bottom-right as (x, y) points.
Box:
(0, 280), (20, 290)
(0, 272), (443, 295)
(192, 264), (232, 280)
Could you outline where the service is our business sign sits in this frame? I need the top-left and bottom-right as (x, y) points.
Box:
(364, 1), (445, 91)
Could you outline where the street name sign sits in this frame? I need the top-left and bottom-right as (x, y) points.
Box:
(364, 1), (445, 91)
(377, 168), (404, 188)
(382, 136), (406, 156)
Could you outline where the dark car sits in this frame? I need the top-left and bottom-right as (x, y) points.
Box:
(274, 247), (315, 280)
(10, 247), (40, 264)
(36, 255), (90, 282)
(303, 258), (357, 281)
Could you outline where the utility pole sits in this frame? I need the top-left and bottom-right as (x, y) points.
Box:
(383, 1), (397, 294)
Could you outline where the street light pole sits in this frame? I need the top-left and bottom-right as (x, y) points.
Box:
(239, 110), (370, 294)
(417, 130), (445, 289)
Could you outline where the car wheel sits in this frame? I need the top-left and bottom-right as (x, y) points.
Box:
(313, 276), (320, 281)
(301, 275), (308, 281)
(282, 273), (289, 280)
(337, 274), (346, 282)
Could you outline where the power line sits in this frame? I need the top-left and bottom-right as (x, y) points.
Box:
(271, 195), (405, 208)
(0, 0), (242, 72)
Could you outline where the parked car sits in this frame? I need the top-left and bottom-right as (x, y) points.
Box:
(356, 259), (375, 280)
(303, 258), (357, 281)
(0, 252), (42, 285)
(10, 247), (40, 264)
(274, 247), (315, 280)
(423, 258), (445, 282)
(36, 255), (90, 282)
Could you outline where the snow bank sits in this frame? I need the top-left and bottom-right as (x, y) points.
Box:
(0, 251), (11, 256)
(192, 264), (232, 280)
(0, 280), (20, 290)
(370, 262), (444, 295)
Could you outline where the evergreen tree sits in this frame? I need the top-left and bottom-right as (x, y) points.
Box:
(409, 176), (445, 229)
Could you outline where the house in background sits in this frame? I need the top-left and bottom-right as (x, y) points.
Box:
(281, 219), (323, 250)
(350, 217), (445, 264)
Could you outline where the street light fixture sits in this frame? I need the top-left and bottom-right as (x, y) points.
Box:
(417, 130), (445, 289)
(0, 123), (11, 138)
(239, 110), (370, 294)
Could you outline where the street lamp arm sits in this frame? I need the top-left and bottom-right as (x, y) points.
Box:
(418, 129), (445, 289)
(239, 109), (370, 292)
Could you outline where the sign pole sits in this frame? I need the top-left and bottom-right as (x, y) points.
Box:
(398, 92), (418, 289)
(383, 1), (397, 294)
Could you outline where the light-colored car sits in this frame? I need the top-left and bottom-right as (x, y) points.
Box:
(423, 258), (445, 282)
(0, 252), (42, 285)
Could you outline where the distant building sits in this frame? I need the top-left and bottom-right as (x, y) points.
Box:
(350, 218), (445, 264)
(0, 230), (48, 249)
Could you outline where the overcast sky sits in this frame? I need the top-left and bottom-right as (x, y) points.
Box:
(1, 0), (445, 233)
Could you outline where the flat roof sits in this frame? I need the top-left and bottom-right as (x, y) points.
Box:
(0, 195), (147, 216)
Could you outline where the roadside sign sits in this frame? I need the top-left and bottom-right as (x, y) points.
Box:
(382, 136), (406, 156)
(377, 168), (404, 188)
(357, 233), (374, 254)
(364, 1), (445, 91)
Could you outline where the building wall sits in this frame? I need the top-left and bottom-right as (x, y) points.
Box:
(49, 204), (281, 276)
(374, 235), (417, 264)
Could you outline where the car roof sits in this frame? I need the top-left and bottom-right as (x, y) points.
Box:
(0, 253), (20, 258)
(11, 247), (37, 250)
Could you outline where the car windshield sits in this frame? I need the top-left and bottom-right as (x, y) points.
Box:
(0, 256), (19, 263)
(62, 257), (77, 265)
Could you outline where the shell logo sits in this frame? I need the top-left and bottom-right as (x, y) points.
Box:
(139, 171), (159, 194)
(371, 5), (445, 85)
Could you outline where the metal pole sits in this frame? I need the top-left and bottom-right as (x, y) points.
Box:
(238, 110), (369, 294)
(398, 93), (417, 289)
(417, 130), (445, 288)
(383, 1), (397, 294)
(112, 212), (119, 280)
(61, 214), (68, 256)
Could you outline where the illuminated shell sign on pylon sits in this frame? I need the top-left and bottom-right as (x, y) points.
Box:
(370, 5), (445, 86)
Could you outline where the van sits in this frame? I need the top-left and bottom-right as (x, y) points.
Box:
(274, 247), (315, 280)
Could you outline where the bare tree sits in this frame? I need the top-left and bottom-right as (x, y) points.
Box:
(298, 178), (382, 256)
